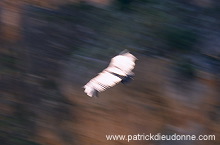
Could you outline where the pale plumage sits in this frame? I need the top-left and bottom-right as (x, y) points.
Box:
(84, 52), (137, 97)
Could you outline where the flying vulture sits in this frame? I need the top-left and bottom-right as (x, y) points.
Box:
(83, 51), (137, 97)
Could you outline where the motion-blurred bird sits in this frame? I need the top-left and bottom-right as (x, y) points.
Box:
(83, 51), (137, 97)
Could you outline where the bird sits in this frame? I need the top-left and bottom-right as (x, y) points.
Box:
(83, 51), (137, 97)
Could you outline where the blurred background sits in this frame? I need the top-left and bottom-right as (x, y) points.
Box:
(0, 0), (219, 145)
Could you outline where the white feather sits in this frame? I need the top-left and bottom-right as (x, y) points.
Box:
(84, 52), (136, 97)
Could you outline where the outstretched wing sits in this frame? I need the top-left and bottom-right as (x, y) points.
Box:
(84, 71), (122, 97)
(84, 52), (136, 97)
